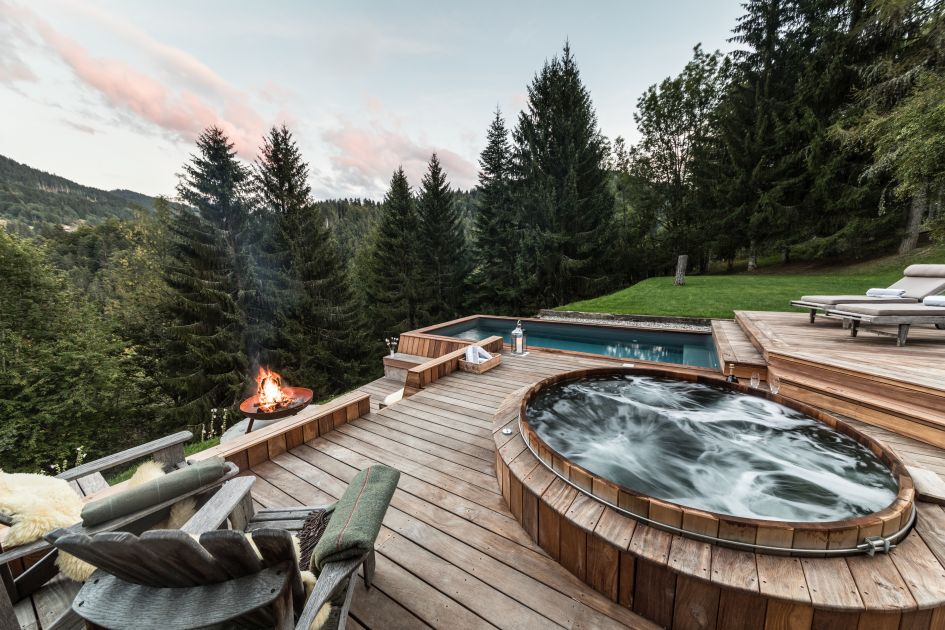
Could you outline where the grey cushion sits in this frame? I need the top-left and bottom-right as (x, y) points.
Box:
(799, 295), (917, 306)
(81, 458), (227, 527)
(887, 276), (945, 299)
(832, 303), (945, 317)
(903, 264), (945, 277)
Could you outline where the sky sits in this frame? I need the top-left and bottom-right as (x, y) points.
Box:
(0, 0), (744, 200)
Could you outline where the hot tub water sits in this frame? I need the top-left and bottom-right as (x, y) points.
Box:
(525, 375), (898, 522)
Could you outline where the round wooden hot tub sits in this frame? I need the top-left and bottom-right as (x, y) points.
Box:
(492, 366), (945, 629)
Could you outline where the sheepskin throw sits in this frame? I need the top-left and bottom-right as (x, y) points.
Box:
(0, 471), (82, 547)
(0, 461), (198, 583)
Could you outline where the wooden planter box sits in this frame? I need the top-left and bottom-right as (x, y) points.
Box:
(458, 354), (502, 374)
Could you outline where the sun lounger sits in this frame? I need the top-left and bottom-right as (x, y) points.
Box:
(824, 302), (945, 346)
(791, 264), (945, 323)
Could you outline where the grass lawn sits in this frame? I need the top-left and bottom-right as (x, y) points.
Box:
(561, 244), (945, 320)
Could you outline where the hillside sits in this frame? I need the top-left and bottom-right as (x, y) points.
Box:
(0, 154), (158, 234)
(561, 244), (945, 319)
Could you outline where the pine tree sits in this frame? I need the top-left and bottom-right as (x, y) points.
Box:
(725, 0), (801, 268)
(513, 43), (617, 307)
(472, 109), (520, 313)
(416, 153), (467, 321)
(360, 167), (426, 334)
(836, 0), (945, 254)
(253, 125), (373, 394)
(163, 126), (252, 424)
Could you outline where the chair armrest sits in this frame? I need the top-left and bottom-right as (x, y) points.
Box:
(55, 431), (193, 482)
(181, 476), (256, 536)
(295, 556), (364, 630)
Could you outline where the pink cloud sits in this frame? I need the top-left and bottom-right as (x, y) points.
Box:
(10, 2), (267, 159)
(323, 121), (478, 195)
(59, 0), (234, 99)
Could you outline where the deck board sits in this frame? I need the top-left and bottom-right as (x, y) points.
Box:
(251, 351), (659, 629)
(737, 311), (945, 392)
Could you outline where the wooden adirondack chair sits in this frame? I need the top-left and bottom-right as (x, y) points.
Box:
(49, 477), (376, 630)
(0, 431), (237, 618)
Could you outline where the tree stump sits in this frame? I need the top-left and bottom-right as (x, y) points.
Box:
(674, 255), (688, 286)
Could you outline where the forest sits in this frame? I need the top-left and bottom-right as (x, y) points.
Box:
(1, 0), (943, 472)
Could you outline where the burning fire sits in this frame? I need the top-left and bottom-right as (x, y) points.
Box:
(254, 367), (292, 413)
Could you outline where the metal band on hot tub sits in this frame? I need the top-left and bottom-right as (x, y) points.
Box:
(516, 416), (915, 557)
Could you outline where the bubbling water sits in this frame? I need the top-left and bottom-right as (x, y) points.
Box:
(525, 375), (899, 522)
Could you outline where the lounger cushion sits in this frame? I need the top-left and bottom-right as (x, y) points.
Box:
(903, 264), (945, 278)
(310, 464), (399, 572)
(81, 457), (227, 527)
(887, 275), (945, 299)
(832, 303), (945, 317)
(799, 295), (917, 306)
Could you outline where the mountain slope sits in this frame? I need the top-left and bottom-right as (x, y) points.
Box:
(0, 155), (158, 234)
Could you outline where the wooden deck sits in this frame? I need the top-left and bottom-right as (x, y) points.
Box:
(710, 319), (767, 380)
(736, 310), (945, 448)
(14, 325), (945, 629)
(249, 351), (659, 630)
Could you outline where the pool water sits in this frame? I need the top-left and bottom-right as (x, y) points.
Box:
(428, 317), (719, 369)
(525, 374), (899, 522)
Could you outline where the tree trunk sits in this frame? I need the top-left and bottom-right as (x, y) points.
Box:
(899, 183), (928, 255)
(674, 255), (688, 286)
(747, 242), (758, 272)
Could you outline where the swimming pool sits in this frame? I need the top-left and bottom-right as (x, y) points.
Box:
(425, 316), (719, 369)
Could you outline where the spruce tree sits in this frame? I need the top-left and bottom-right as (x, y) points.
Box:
(472, 109), (520, 313)
(360, 168), (425, 334)
(513, 43), (617, 308)
(416, 153), (467, 321)
(253, 125), (373, 394)
(163, 127), (252, 424)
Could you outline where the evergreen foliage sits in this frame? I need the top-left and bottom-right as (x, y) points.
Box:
(512, 43), (617, 308)
(471, 110), (520, 313)
(312, 198), (383, 264)
(253, 125), (374, 394)
(162, 127), (254, 425)
(416, 154), (468, 321)
(359, 168), (426, 335)
(0, 230), (162, 470)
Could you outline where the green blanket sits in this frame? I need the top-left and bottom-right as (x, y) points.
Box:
(81, 457), (227, 527)
(310, 464), (399, 572)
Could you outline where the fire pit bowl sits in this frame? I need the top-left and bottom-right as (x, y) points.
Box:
(239, 386), (313, 420)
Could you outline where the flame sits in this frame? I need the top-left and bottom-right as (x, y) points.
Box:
(255, 367), (291, 413)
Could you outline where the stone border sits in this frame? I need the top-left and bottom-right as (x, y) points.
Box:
(539, 309), (713, 332)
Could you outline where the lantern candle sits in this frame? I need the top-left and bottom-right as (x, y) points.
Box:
(510, 320), (528, 355)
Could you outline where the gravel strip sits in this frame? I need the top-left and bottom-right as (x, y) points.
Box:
(538, 311), (712, 333)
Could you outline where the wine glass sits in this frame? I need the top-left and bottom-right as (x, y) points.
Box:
(768, 374), (781, 396)
(750, 372), (761, 389)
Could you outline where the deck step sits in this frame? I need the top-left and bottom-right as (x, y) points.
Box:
(734, 310), (945, 448)
(907, 466), (945, 505)
(711, 319), (767, 379)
